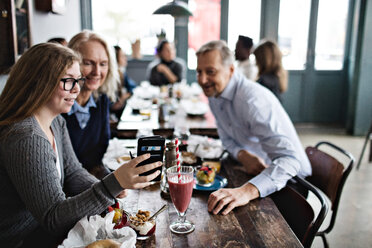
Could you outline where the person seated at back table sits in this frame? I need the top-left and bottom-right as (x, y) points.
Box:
(110, 45), (137, 120)
(62, 30), (119, 179)
(0, 43), (162, 247)
(195, 40), (311, 215)
(253, 39), (288, 103)
(48, 37), (68, 46)
(234, 35), (258, 81)
(146, 39), (186, 86)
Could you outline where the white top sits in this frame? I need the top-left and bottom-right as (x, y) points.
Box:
(0, 74), (8, 95)
(54, 137), (61, 179)
(236, 57), (258, 81)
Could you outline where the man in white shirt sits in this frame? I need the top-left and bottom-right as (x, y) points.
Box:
(235, 35), (258, 81)
(196, 40), (311, 215)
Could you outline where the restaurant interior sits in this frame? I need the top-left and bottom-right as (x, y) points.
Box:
(0, 0), (371, 248)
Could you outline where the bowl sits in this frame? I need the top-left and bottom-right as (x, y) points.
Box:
(195, 165), (216, 187)
(112, 208), (130, 229)
(129, 210), (156, 240)
(202, 159), (221, 173)
(181, 151), (201, 166)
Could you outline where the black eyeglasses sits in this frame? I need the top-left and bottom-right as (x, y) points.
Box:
(60, 78), (86, 91)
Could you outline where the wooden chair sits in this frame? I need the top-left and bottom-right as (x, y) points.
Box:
(305, 141), (354, 248)
(271, 176), (329, 248)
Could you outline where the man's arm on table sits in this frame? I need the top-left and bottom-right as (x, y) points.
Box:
(208, 105), (301, 215)
(207, 182), (260, 215)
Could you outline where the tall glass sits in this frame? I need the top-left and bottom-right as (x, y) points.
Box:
(167, 166), (195, 234)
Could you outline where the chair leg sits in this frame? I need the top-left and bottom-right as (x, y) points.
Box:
(369, 137), (372, 162)
(320, 233), (329, 248)
(356, 133), (370, 169)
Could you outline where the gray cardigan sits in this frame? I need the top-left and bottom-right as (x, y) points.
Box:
(0, 115), (123, 247)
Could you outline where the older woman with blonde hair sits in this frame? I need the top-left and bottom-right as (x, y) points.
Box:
(0, 43), (161, 247)
(63, 30), (120, 179)
(253, 40), (288, 102)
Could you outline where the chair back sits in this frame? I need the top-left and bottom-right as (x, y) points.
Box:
(271, 176), (329, 248)
(305, 141), (354, 233)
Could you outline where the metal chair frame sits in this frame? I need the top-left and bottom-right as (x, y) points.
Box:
(272, 176), (329, 248)
(306, 141), (354, 248)
(356, 121), (372, 170)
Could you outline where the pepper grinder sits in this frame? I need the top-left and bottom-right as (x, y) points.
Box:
(160, 141), (177, 198)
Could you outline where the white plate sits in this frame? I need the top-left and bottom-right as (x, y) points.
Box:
(102, 138), (133, 170)
(180, 99), (209, 116)
(127, 97), (152, 110)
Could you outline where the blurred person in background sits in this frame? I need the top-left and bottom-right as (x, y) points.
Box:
(254, 40), (288, 102)
(47, 37), (68, 46)
(235, 35), (258, 81)
(110, 45), (137, 120)
(63, 30), (119, 179)
(146, 39), (186, 86)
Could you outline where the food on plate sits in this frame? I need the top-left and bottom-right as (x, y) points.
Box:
(116, 155), (131, 163)
(187, 135), (224, 159)
(181, 151), (197, 165)
(129, 210), (156, 239)
(181, 99), (208, 116)
(85, 239), (121, 248)
(202, 160), (221, 173)
(196, 165), (216, 186)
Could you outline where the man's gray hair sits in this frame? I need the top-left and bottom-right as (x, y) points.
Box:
(196, 40), (234, 66)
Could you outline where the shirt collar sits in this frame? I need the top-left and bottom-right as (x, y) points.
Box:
(67, 94), (97, 115)
(217, 72), (240, 102)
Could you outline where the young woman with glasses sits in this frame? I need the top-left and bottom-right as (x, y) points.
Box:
(0, 43), (161, 247)
(63, 30), (120, 179)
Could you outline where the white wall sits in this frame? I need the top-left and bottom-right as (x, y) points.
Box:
(30, 0), (82, 45)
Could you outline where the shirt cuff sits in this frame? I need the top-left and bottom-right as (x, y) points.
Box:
(232, 146), (241, 160)
(101, 173), (123, 198)
(249, 173), (277, 198)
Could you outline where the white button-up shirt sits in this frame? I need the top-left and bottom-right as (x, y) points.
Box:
(209, 72), (311, 197)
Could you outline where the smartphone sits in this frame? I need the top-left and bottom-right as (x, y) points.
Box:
(136, 135), (165, 181)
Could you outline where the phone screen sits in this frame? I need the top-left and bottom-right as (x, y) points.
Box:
(136, 136), (165, 181)
(140, 146), (162, 152)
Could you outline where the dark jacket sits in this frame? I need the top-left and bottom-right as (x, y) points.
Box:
(257, 74), (282, 102)
(62, 94), (110, 175)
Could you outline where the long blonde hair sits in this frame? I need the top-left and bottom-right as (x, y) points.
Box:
(0, 43), (80, 126)
(68, 30), (119, 101)
(254, 40), (288, 93)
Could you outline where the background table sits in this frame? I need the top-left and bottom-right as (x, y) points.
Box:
(121, 156), (303, 248)
(114, 94), (218, 139)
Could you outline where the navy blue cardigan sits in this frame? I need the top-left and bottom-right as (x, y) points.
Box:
(62, 94), (110, 173)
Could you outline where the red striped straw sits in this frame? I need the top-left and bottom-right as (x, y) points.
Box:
(177, 160), (181, 181)
(175, 138), (180, 181)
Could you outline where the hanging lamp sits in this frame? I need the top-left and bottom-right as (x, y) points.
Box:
(153, 0), (193, 17)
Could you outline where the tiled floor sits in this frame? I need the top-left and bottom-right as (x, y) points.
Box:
(296, 124), (372, 248)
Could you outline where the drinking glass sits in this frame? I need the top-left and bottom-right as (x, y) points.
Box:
(167, 166), (195, 234)
(174, 124), (190, 141)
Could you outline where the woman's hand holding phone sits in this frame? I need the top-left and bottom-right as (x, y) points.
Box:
(113, 153), (162, 189)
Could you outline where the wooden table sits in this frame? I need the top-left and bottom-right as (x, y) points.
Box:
(122, 156), (303, 248)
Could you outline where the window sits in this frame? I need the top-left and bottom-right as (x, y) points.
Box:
(91, 0), (174, 56)
(227, 0), (261, 52)
(278, 0), (311, 70)
(188, 0), (221, 69)
(314, 0), (349, 70)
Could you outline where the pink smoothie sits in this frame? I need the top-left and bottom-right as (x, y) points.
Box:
(168, 174), (194, 213)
